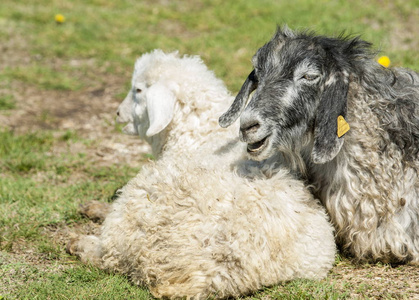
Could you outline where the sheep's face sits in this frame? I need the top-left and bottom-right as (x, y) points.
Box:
(115, 80), (150, 137)
(219, 27), (361, 164)
(116, 89), (138, 136)
(116, 90), (134, 125)
(131, 81), (150, 138)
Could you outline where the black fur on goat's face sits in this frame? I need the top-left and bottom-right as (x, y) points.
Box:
(219, 26), (373, 163)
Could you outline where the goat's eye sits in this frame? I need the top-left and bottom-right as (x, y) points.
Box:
(251, 69), (259, 83)
(136, 88), (142, 93)
(302, 74), (319, 81)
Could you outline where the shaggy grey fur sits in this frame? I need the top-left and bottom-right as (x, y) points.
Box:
(220, 26), (419, 264)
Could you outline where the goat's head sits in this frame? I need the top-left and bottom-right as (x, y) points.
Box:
(219, 26), (373, 164)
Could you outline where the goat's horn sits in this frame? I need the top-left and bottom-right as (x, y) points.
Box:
(219, 70), (258, 128)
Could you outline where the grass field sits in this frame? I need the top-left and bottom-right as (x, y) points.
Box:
(0, 0), (418, 299)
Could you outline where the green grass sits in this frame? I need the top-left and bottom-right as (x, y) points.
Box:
(0, 129), (141, 298)
(255, 279), (351, 300)
(0, 95), (15, 110)
(0, 130), (54, 174)
(0, 253), (152, 300)
(1, 0), (418, 91)
(3, 65), (84, 91)
(0, 0), (418, 299)
(0, 130), (138, 250)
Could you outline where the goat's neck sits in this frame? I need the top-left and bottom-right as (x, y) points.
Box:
(305, 83), (386, 195)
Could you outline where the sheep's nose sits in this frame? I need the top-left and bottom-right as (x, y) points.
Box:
(116, 111), (120, 116)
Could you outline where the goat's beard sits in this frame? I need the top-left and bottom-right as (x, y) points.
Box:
(271, 131), (313, 177)
(276, 145), (307, 177)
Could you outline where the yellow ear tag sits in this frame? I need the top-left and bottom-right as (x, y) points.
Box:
(337, 115), (350, 138)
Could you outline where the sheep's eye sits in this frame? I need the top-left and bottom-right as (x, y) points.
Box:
(136, 88), (142, 93)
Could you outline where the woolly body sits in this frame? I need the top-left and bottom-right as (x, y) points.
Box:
(75, 159), (335, 299)
(313, 78), (419, 263)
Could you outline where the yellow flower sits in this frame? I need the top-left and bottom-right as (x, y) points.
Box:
(377, 56), (390, 68)
(55, 14), (65, 24)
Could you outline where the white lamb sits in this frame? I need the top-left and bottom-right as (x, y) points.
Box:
(67, 50), (336, 299)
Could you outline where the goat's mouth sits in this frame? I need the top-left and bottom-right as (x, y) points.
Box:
(247, 135), (270, 155)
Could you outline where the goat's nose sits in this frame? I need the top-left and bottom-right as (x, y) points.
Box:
(116, 110), (120, 116)
(240, 121), (260, 134)
(240, 120), (260, 142)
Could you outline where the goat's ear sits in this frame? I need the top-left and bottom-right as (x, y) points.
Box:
(219, 70), (258, 128)
(274, 24), (295, 42)
(311, 71), (349, 164)
(145, 81), (178, 137)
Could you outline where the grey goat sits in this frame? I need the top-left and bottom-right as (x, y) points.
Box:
(219, 26), (419, 264)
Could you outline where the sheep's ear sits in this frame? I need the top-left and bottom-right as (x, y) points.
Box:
(311, 72), (349, 164)
(219, 70), (258, 128)
(146, 81), (178, 137)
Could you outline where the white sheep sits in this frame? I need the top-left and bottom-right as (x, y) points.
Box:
(219, 26), (419, 264)
(68, 50), (336, 299)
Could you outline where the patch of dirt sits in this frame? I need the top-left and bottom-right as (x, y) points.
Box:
(0, 70), (151, 169)
(329, 260), (419, 299)
(0, 27), (151, 168)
